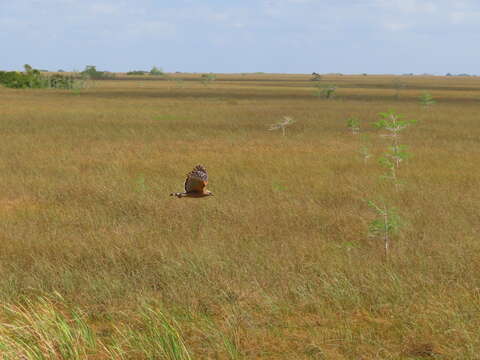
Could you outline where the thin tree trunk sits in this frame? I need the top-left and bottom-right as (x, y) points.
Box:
(384, 209), (389, 260)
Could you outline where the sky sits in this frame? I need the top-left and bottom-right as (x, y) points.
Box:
(0, 0), (479, 74)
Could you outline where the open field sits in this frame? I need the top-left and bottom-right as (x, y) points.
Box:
(0, 74), (479, 359)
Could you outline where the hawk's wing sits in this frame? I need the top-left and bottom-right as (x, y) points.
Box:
(184, 165), (208, 193)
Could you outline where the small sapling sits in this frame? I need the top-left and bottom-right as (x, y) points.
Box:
(368, 200), (402, 260)
(269, 116), (295, 137)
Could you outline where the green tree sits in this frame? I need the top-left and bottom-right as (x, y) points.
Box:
(419, 92), (436, 108)
(150, 66), (164, 76)
(81, 65), (110, 80)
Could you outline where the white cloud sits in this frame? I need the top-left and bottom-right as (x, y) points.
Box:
(284, 0), (314, 3)
(126, 21), (176, 39)
(451, 11), (466, 24)
(0, 17), (22, 27)
(90, 3), (119, 15)
(383, 22), (411, 32)
(376, 0), (436, 13)
(450, 11), (480, 24)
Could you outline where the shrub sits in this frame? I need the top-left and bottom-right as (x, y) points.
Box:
(0, 68), (46, 89)
(201, 73), (216, 86)
(0, 71), (32, 88)
(313, 83), (336, 99)
(0, 66), (84, 90)
(419, 92), (436, 108)
(311, 72), (322, 81)
(81, 65), (114, 80)
(346, 117), (360, 135)
(150, 66), (164, 76)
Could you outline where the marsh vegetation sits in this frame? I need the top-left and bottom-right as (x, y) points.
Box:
(0, 73), (478, 358)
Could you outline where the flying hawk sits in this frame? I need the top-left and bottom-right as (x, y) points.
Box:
(170, 165), (214, 198)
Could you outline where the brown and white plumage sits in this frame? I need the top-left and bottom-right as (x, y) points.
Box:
(170, 165), (214, 198)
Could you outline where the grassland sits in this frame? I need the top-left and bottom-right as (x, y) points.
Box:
(0, 73), (478, 359)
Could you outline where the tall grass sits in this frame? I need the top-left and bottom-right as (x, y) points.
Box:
(0, 294), (191, 359)
(0, 294), (99, 359)
(0, 74), (479, 358)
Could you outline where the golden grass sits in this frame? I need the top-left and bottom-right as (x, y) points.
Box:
(0, 74), (479, 358)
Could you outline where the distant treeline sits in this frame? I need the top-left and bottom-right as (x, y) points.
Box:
(127, 66), (164, 76)
(0, 67), (76, 89)
(0, 65), (114, 89)
(446, 73), (477, 77)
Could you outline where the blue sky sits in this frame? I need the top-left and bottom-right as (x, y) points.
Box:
(1, 0), (479, 74)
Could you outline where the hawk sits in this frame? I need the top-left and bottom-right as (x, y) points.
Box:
(170, 165), (214, 198)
